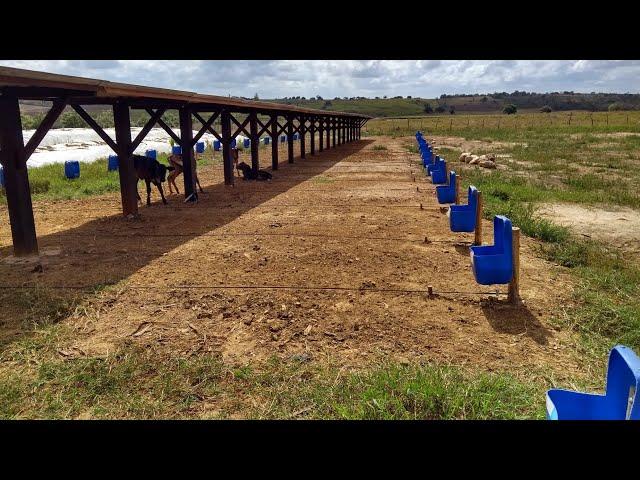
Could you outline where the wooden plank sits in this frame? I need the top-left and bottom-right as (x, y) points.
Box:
(221, 110), (234, 185)
(191, 111), (220, 146)
(72, 104), (118, 152)
(508, 227), (521, 304)
(113, 101), (139, 217)
(271, 114), (279, 170)
(287, 114), (294, 163)
(179, 106), (197, 201)
(192, 111), (222, 142)
(148, 109), (182, 145)
(0, 94), (38, 255)
(130, 107), (166, 153)
(23, 98), (67, 159)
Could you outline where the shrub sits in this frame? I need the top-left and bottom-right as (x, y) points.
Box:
(503, 104), (517, 115)
(540, 105), (552, 113)
(608, 102), (626, 111)
(423, 103), (433, 114)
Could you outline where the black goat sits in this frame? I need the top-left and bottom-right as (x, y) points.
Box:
(236, 161), (272, 181)
(133, 154), (174, 205)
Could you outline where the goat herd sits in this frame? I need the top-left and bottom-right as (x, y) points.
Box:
(134, 147), (272, 206)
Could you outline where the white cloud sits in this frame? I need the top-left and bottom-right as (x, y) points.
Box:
(1, 60), (639, 98)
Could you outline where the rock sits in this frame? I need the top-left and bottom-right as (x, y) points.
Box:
(459, 152), (471, 163)
(468, 155), (480, 165)
(479, 160), (497, 169)
(290, 352), (313, 363)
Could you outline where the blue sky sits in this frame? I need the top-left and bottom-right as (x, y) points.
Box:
(1, 60), (638, 98)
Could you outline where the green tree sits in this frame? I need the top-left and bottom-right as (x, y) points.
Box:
(503, 104), (517, 115)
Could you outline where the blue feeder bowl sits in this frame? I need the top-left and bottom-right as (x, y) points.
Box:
(64, 160), (80, 180)
(280, 135), (286, 144)
(293, 133), (299, 141)
(436, 171), (457, 204)
(243, 138), (251, 148)
(214, 140), (221, 151)
(450, 186), (479, 233)
(264, 137), (270, 145)
(108, 155), (119, 172)
(231, 138), (237, 148)
(196, 142), (205, 154)
(470, 215), (513, 285)
(546, 345), (640, 420)
(431, 160), (448, 184)
(172, 145), (182, 155)
(145, 149), (157, 159)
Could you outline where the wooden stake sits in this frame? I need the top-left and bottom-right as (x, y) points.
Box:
(455, 175), (461, 204)
(508, 227), (521, 305)
(427, 285), (433, 297)
(474, 191), (483, 246)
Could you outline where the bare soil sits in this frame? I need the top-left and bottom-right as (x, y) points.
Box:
(0, 136), (586, 382)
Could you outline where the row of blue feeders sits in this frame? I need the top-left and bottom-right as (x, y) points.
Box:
(64, 160), (80, 179)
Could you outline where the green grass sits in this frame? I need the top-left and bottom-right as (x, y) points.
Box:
(0, 150), (222, 204)
(372, 145), (387, 151)
(0, 326), (545, 419)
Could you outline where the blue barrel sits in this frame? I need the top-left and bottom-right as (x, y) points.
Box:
(108, 155), (119, 171)
(64, 160), (80, 179)
(243, 138), (250, 148)
(214, 140), (221, 151)
(0, 166), (4, 188)
(145, 149), (157, 159)
(264, 137), (270, 145)
(231, 138), (237, 148)
(172, 145), (182, 155)
(280, 135), (286, 144)
(293, 133), (299, 140)
(196, 141), (205, 154)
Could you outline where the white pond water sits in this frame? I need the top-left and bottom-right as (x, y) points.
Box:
(21, 127), (252, 168)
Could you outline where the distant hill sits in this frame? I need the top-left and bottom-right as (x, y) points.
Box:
(19, 91), (640, 124)
(262, 91), (640, 117)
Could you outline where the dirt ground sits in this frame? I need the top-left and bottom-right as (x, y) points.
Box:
(0, 136), (586, 382)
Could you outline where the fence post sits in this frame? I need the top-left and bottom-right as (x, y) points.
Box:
(474, 191), (483, 246)
(508, 227), (521, 305)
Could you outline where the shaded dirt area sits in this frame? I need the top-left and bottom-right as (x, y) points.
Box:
(0, 136), (585, 382)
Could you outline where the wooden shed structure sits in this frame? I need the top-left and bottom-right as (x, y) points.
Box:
(0, 67), (370, 256)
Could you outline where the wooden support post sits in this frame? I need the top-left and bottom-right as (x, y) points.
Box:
(455, 175), (461, 204)
(318, 117), (324, 153)
(221, 110), (234, 185)
(310, 117), (316, 155)
(327, 118), (332, 149)
(474, 191), (483, 246)
(179, 106), (196, 201)
(300, 116), (306, 159)
(250, 112), (259, 174)
(271, 114), (278, 170)
(287, 115), (294, 163)
(332, 117), (336, 148)
(508, 227), (521, 305)
(0, 94), (39, 255)
(113, 101), (139, 217)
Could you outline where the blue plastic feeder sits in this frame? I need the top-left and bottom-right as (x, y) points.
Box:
(436, 171), (457, 204)
(546, 345), (640, 420)
(172, 145), (182, 155)
(450, 186), (479, 232)
(145, 149), (157, 159)
(64, 160), (80, 180)
(0, 166), (4, 188)
(214, 140), (221, 151)
(243, 138), (250, 148)
(431, 159), (448, 184)
(108, 155), (119, 172)
(231, 138), (237, 148)
(293, 133), (299, 141)
(196, 141), (205, 154)
(280, 135), (286, 144)
(264, 137), (270, 145)
(470, 215), (513, 285)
